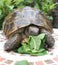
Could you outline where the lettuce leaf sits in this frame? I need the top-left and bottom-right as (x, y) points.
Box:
(17, 33), (47, 56)
(15, 60), (29, 65)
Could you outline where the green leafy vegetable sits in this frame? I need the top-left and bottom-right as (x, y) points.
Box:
(29, 36), (41, 50)
(38, 33), (46, 39)
(17, 33), (47, 56)
(30, 49), (47, 56)
(18, 43), (31, 54)
(38, 34), (46, 48)
(15, 60), (29, 65)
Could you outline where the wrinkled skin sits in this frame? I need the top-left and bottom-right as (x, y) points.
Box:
(41, 29), (55, 50)
(3, 7), (55, 51)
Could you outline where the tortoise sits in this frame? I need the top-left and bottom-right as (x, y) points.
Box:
(3, 6), (55, 51)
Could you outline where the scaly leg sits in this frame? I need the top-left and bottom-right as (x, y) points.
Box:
(41, 29), (55, 50)
(4, 34), (22, 51)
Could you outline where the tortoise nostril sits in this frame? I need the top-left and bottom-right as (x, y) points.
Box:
(28, 26), (39, 36)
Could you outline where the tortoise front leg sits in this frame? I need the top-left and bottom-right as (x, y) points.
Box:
(4, 34), (22, 51)
(41, 29), (55, 50)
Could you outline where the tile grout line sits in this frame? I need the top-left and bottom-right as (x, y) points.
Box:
(52, 59), (58, 65)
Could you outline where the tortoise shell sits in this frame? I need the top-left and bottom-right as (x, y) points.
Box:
(3, 6), (53, 38)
